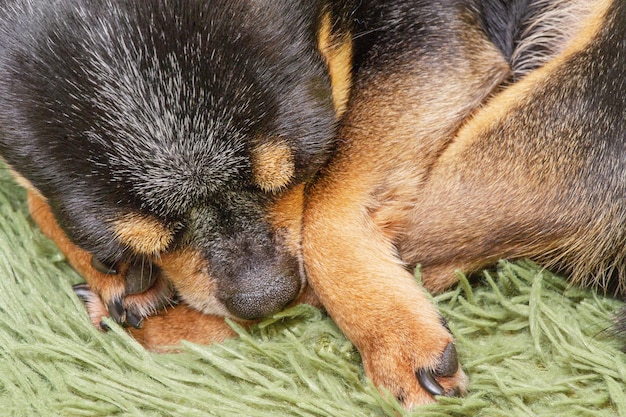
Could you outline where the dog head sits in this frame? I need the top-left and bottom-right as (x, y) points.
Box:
(0, 0), (351, 320)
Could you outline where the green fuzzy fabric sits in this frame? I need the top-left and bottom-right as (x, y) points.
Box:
(1, 165), (625, 417)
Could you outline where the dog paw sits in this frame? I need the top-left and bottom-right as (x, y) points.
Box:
(26, 190), (174, 327)
(79, 256), (176, 329)
(360, 321), (468, 408)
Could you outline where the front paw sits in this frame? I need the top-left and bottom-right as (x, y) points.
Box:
(78, 256), (175, 329)
(361, 321), (467, 408)
(118, 258), (176, 326)
(26, 191), (174, 329)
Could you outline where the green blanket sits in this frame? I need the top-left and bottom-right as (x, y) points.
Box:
(1, 165), (625, 417)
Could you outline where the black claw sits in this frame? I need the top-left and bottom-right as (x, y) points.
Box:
(435, 343), (459, 377)
(72, 283), (93, 302)
(125, 310), (144, 329)
(107, 298), (126, 324)
(416, 368), (445, 397)
(91, 256), (119, 275)
(417, 343), (461, 398)
(99, 320), (111, 331)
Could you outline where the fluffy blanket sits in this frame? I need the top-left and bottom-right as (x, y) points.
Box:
(0, 165), (624, 417)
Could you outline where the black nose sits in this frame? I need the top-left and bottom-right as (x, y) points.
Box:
(223, 275), (300, 320)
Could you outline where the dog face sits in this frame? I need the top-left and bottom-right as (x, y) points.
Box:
(0, 0), (340, 320)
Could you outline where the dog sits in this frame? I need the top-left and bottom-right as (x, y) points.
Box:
(1, 0), (625, 410)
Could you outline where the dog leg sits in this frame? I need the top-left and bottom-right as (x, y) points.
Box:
(129, 305), (237, 351)
(303, 0), (624, 408)
(403, 0), (626, 295)
(301, 2), (515, 406)
(303, 185), (467, 405)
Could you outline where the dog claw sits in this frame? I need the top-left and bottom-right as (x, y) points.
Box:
(72, 283), (93, 302)
(125, 310), (143, 329)
(107, 299), (126, 324)
(73, 284), (112, 331)
(90, 256), (119, 275)
(74, 283), (127, 324)
(435, 343), (459, 377)
(125, 261), (159, 295)
(416, 343), (460, 397)
(416, 368), (445, 397)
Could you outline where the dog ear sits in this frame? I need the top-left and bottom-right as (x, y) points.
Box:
(250, 139), (295, 193)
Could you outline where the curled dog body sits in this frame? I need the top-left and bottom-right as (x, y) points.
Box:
(1, 0), (625, 411)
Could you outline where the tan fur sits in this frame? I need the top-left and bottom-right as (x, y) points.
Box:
(19, 0), (621, 410)
(266, 184), (305, 258)
(129, 305), (238, 352)
(113, 213), (175, 256)
(302, 0), (618, 408)
(317, 11), (353, 118)
(250, 140), (295, 193)
(156, 249), (231, 317)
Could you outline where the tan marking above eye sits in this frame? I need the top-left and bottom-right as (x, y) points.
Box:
(250, 140), (295, 193)
(113, 213), (174, 255)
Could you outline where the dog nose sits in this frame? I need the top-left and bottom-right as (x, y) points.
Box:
(222, 273), (301, 320)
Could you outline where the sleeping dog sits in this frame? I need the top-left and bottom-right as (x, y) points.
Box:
(1, 0), (625, 409)
(0, 0), (344, 324)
